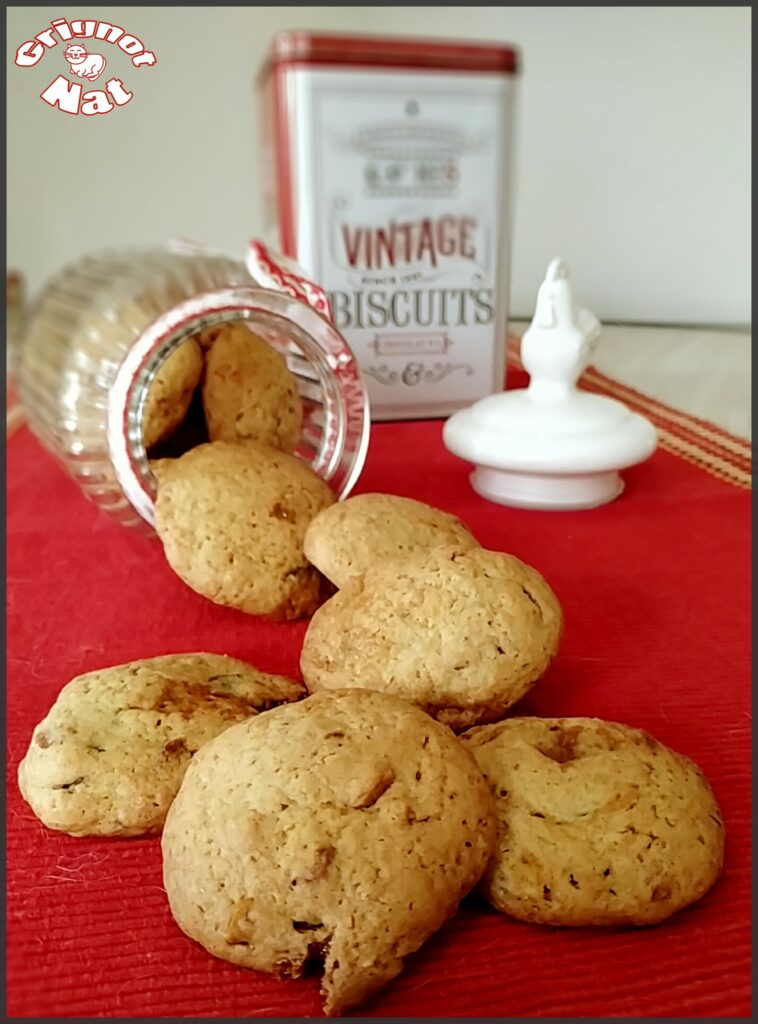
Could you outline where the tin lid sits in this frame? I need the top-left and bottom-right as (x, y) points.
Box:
(263, 31), (519, 77)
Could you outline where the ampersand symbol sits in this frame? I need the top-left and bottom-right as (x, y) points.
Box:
(402, 362), (424, 386)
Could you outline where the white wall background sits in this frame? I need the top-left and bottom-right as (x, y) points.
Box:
(6, 6), (751, 325)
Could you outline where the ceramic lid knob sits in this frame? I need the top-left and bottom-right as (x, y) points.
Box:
(443, 259), (657, 511)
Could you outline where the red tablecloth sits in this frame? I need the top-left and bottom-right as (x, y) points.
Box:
(6, 370), (752, 1018)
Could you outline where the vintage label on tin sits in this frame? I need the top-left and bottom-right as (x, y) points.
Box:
(287, 68), (513, 419)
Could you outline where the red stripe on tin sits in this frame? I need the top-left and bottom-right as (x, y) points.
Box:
(263, 31), (519, 77)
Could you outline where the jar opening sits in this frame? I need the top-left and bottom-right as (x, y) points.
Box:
(107, 287), (370, 528)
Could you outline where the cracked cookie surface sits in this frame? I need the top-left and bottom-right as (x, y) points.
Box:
(300, 548), (563, 730)
(18, 653), (304, 837)
(154, 441), (335, 619)
(161, 689), (495, 1015)
(303, 493), (479, 588)
(461, 716), (725, 925)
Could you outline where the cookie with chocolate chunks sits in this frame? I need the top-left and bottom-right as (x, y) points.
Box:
(301, 547), (563, 730)
(154, 441), (335, 620)
(461, 716), (725, 926)
(304, 493), (479, 588)
(18, 653), (303, 837)
(161, 689), (496, 1015)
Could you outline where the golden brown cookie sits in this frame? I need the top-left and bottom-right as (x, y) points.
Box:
(461, 716), (725, 926)
(200, 322), (303, 453)
(161, 689), (495, 1015)
(300, 547), (563, 730)
(303, 493), (479, 588)
(193, 323), (228, 351)
(17, 653), (304, 837)
(142, 339), (204, 449)
(149, 458), (174, 484)
(154, 441), (335, 620)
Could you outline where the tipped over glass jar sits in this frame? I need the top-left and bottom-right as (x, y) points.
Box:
(16, 244), (370, 531)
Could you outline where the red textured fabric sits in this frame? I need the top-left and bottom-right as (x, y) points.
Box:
(6, 381), (752, 1018)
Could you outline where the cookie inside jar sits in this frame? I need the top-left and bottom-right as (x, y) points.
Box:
(143, 318), (311, 464)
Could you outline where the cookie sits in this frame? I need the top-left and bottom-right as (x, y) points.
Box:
(142, 339), (204, 450)
(161, 689), (495, 1015)
(303, 493), (479, 588)
(194, 323), (228, 351)
(17, 653), (304, 837)
(200, 322), (303, 453)
(154, 441), (335, 620)
(461, 717), (725, 926)
(300, 547), (563, 730)
(149, 458), (174, 483)
(146, 388), (210, 461)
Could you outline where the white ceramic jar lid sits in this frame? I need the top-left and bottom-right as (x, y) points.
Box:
(443, 259), (657, 510)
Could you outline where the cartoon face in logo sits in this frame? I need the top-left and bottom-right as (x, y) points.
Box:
(63, 44), (106, 81)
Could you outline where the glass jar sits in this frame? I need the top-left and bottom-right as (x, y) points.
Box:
(6, 271), (26, 358)
(16, 246), (370, 530)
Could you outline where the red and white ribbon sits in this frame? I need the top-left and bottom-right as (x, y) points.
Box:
(246, 241), (334, 323)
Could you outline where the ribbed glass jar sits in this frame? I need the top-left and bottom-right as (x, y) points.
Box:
(16, 246), (370, 530)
